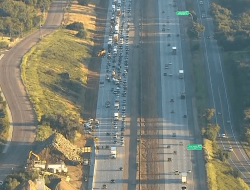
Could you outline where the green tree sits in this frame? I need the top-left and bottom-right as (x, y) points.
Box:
(5, 178), (20, 190)
(205, 124), (220, 141)
(193, 22), (205, 35)
(75, 29), (87, 39)
(218, 150), (230, 162)
(205, 108), (215, 121)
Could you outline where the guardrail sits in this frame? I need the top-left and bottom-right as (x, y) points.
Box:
(87, 143), (96, 190)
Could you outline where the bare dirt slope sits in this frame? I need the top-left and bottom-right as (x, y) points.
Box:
(83, 0), (109, 120)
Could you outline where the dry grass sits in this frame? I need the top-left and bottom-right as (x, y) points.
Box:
(65, 0), (98, 38)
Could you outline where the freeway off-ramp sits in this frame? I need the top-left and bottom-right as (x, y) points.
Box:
(0, 0), (66, 182)
(195, 0), (250, 184)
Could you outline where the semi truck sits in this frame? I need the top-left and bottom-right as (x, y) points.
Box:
(172, 47), (177, 55)
(179, 70), (184, 79)
(110, 147), (117, 158)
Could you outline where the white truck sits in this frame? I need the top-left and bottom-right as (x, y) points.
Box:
(181, 172), (187, 183)
(114, 112), (119, 121)
(110, 147), (117, 158)
(179, 70), (184, 79)
(172, 47), (177, 55)
(115, 101), (119, 110)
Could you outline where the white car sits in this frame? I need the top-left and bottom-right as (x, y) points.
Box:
(228, 146), (233, 152)
(199, 1), (203, 4)
(122, 113), (126, 118)
(222, 134), (226, 138)
(113, 125), (118, 129)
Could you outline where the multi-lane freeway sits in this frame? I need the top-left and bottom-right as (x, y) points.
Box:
(92, 0), (132, 189)
(0, 0), (66, 183)
(195, 0), (250, 184)
(93, 0), (208, 190)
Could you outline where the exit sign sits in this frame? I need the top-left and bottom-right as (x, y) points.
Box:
(187, 144), (202, 150)
(176, 11), (189, 16)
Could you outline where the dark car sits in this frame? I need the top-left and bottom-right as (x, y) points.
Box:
(110, 179), (115, 183)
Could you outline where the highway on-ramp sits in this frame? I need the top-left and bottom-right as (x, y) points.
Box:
(195, 0), (250, 184)
(0, 0), (66, 183)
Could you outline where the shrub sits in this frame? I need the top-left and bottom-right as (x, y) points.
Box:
(75, 29), (88, 39)
(0, 41), (9, 49)
(66, 22), (84, 31)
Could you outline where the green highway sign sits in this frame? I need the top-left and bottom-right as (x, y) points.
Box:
(187, 144), (202, 150)
(176, 11), (189, 16)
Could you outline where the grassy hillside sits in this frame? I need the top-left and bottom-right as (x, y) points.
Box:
(21, 29), (90, 123)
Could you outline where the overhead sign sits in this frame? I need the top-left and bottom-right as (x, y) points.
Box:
(187, 144), (202, 150)
(176, 11), (189, 16)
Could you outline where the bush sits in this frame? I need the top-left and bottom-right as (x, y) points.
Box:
(77, 0), (91, 5)
(66, 22), (84, 31)
(205, 124), (220, 141)
(0, 41), (9, 49)
(75, 29), (88, 39)
(5, 178), (20, 190)
(36, 125), (54, 141)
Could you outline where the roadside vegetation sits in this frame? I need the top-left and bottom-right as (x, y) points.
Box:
(210, 0), (250, 147)
(0, 91), (10, 152)
(186, 0), (250, 189)
(20, 0), (99, 144)
(0, 0), (52, 40)
(21, 28), (90, 142)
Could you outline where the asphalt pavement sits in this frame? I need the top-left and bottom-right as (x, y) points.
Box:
(155, 0), (208, 189)
(195, 0), (250, 184)
(92, 0), (132, 189)
(0, 0), (66, 183)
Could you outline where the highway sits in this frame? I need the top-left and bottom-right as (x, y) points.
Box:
(92, 0), (131, 189)
(0, 0), (66, 183)
(157, 0), (203, 189)
(195, 0), (250, 184)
